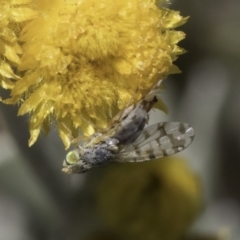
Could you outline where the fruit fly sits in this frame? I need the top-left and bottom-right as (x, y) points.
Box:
(62, 80), (194, 174)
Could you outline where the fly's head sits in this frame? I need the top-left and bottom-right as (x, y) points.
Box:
(62, 149), (90, 174)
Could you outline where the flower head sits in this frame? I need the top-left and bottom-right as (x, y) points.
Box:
(0, 0), (188, 147)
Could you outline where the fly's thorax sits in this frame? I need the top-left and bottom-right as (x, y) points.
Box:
(81, 138), (120, 165)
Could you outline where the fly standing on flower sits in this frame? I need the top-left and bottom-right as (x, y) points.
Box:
(62, 80), (195, 174)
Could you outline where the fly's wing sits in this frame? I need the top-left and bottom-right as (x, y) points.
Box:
(110, 79), (163, 127)
(109, 80), (163, 125)
(104, 80), (164, 142)
(115, 122), (194, 162)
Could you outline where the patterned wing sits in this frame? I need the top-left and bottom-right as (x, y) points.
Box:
(115, 122), (194, 162)
(108, 79), (163, 130)
(105, 80), (164, 143)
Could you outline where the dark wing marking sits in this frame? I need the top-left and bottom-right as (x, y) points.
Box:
(115, 122), (194, 162)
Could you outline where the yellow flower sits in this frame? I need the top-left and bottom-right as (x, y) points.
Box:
(0, 0), (188, 147)
(0, 0), (37, 90)
(97, 157), (202, 240)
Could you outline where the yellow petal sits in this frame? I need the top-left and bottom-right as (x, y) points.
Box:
(4, 44), (21, 64)
(154, 99), (168, 114)
(12, 70), (42, 96)
(28, 128), (41, 146)
(0, 62), (20, 80)
(10, 0), (32, 4)
(161, 9), (189, 29)
(0, 25), (17, 43)
(10, 7), (38, 22)
(169, 64), (181, 74)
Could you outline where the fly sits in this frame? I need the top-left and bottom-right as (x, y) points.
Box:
(62, 80), (194, 174)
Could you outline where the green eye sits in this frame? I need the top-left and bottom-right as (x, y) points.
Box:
(66, 151), (79, 165)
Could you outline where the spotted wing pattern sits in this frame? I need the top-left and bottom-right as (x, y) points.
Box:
(104, 80), (163, 143)
(115, 122), (194, 162)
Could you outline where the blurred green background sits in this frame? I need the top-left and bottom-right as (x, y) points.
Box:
(0, 1), (239, 239)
